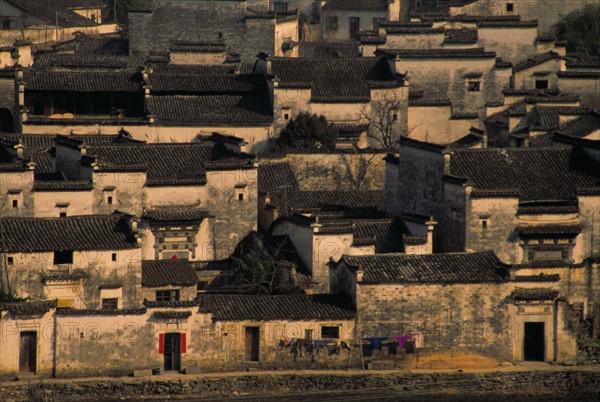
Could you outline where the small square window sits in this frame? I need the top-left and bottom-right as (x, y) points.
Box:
(321, 326), (339, 339)
(111, 253), (117, 262)
(238, 193), (244, 201)
(467, 81), (481, 92)
(59, 212), (67, 217)
(12, 199), (18, 208)
(392, 113), (398, 121)
(535, 80), (548, 89)
(156, 289), (180, 302)
(506, 3), (514, 12)
(7, 256), (14, 265)
(53, 250), (73, 265)
(107, 196), (113, 205)
(284, 113), (289, 120)
(102, 298), (118, 310)
(325, 16), (338, 32)
(481, 220), (488, 229)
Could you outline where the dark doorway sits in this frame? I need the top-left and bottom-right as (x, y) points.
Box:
(19, 332), (37, 373)
(524, 322), (545, 361)
(245, 327), (260, 362)
(163, 333), (181, 371)
(349, 17), (360, 39)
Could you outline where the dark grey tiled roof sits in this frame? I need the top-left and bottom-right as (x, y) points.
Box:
(83, 142), (254, 185)
(33, 180), (93, 192)
(517, 224), (581, 236)
(444, 29), (478, 44)
(352, 218), (414, 253)
(377, 48), (496, 59)
(142, 260), (198, 288)
(1, 215), (137, 252)
(511, 288), (559, 301)
(33, 54), (146, 71)
(144, 300), (199, 308)
(198, 294), (355, 320)
(147, 95), (272, 125)
(449, 133), (483, 148)
(268, 190), (386, 216)
(147, 74), (264, 94)
(513, 51), (562, 72)
(514, 274), (560, 282)
(532, 106), (590, 131)
(55, 308), (147, 315)
(271, 58), (399, 102)
(340, 251), (509, 284)
(556, 113), (600, 138)
(0, 300), (57, 315)
(258, 163), (298, 193)
(448, 148), (599, 201)
(143, 208), (211, 224)
(152, 311), (192, 320)
(558, 71), (600, 79)
(151, 64), (253, 75)
(25, 71), (142, 92)
(322, 0), (387, 11)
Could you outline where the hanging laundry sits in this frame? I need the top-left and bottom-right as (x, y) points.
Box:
(340, 340), (351, 350)
(364, 337), (388, 351)
(390, 335), (413, 349)
(283, 336), (291, 346)
(314, 340), (329, 358)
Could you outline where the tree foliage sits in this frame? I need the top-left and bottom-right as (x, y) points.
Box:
(277, 112), (338, 150)
(557, 4), (600, 57)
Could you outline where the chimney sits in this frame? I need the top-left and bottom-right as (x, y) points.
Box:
(482, 132), (488, 148)
(80, 145), (87, 156)
(425, 216), (437, 255)
(443, 151), (452, 175)
(14, 141), (23, 159)
(356, 270), (364, 282)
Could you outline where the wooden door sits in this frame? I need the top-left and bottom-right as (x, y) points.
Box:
(163, 333), (181, 371)
(245, 327), (260, 362)
(19, 332), (37, 373)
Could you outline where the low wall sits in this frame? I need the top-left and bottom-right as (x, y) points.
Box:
(2, 368), (600, 401)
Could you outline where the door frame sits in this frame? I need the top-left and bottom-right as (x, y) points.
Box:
(19, 331), (37, 373)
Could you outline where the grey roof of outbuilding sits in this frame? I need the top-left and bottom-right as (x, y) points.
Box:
(258, 163), (298, 193)
(82, 142), (255, 185)
(352, 218), (417, 253)
(268, 190), (386, 216)
(142, 260), (199, 287)
(146, 94), (273, 125)
(198, 294), (355, 320)
(339, 251), (509, 284)
(25, 71), (142, 92)
(321, 0), (388, 11)
(1, 214), (137, 252)
(555, 113), (600, 138)
(448, 148), (599, 201)
(271, 58), (400, 102)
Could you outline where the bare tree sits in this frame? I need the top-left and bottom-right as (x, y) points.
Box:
(360, 92), (404, 152)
